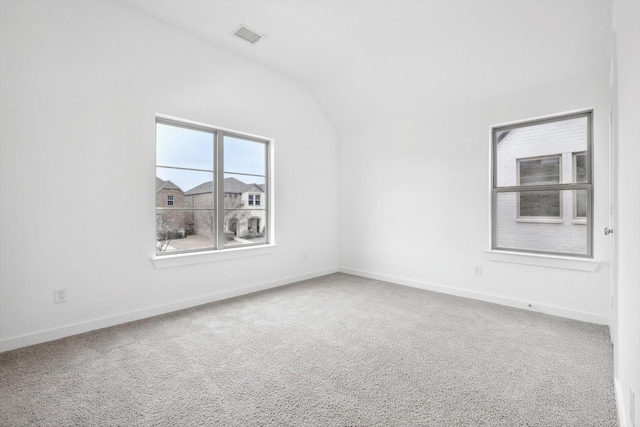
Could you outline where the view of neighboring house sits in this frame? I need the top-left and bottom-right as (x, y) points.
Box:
(155, 177), (191, 238)
(155, 177), (186, 209)
(495, 116), (588, 255)
(156, 176), (266, 245)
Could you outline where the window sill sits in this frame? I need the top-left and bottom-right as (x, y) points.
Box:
(486, 250), (599, 272)
(572, 219), (587, 225)
(152, 244), (277, 269)
(516, 218), (563, 224)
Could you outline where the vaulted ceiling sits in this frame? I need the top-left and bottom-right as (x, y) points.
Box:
(122, 0), (611, 135)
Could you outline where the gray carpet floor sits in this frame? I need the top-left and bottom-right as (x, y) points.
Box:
(0, 273), (617, 426)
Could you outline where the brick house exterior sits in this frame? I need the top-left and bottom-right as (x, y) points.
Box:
(156, 177), (192, 237)
(184, 177), (266, 238)
(156, 176), (265, 240)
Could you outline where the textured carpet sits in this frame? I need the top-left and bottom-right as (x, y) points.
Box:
(0, 273), (617, 426)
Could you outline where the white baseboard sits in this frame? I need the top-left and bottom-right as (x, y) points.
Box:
(0, 267), (339, 353)
(1, 266), (608, 353)
(339, 267), (609, 325)
(616, 378), (628, 427)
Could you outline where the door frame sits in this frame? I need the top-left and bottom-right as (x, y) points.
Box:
(608, 32), (618, 350)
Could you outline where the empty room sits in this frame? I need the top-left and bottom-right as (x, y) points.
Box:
(0, 0), (638, 426)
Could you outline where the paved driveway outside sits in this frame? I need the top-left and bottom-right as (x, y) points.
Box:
(158, 234), (266, 252)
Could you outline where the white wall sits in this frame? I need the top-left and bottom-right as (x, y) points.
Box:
(339, 3), (612, 323)
(0, 0), (626, 357)
(0, 0), (339, 351)
(612, 1), (640, 425)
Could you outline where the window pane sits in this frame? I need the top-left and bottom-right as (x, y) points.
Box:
(519, 157), (560, 185)
(224, 136), (266, 176)
(156, 209), (215, 254)
(496, 191), (587, 255)
(575, 153), (587, 183)
(156, 123), (214, 170)
(495, 116), (588, 187)
(519, 190), (561, 217)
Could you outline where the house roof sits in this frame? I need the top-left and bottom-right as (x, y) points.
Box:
(497, 130), (511, 143)
(245, 184), (264, 193)
(184, 180), (213, 196)
(184, 177), (265, 195)
(156, 177), (183, 193)
(224, 177), (251, 194)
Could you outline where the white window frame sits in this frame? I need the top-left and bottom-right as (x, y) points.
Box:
(153, 114), (275, 265)
(572, 151), (588, 223)
(491, 110), (593, 258)
(167, 195), (174, 206)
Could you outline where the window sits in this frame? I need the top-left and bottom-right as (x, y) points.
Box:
(247, 194), (260, 206)
(492, 111), (592, 257)
(517, 155), (561, 218)
(155, 116), (271, 255)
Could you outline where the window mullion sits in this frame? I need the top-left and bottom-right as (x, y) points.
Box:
(496, 183), (592, 192)
(265, 141), (271, 244)
(587, 182), (594, 257)
(215, 131), (225, 250)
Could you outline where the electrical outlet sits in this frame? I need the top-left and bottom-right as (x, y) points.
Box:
(474, 265), (482, 276)
(54, 288), (67, 304)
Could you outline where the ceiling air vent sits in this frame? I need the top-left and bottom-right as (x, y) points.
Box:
(234, 25), (262, 45)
